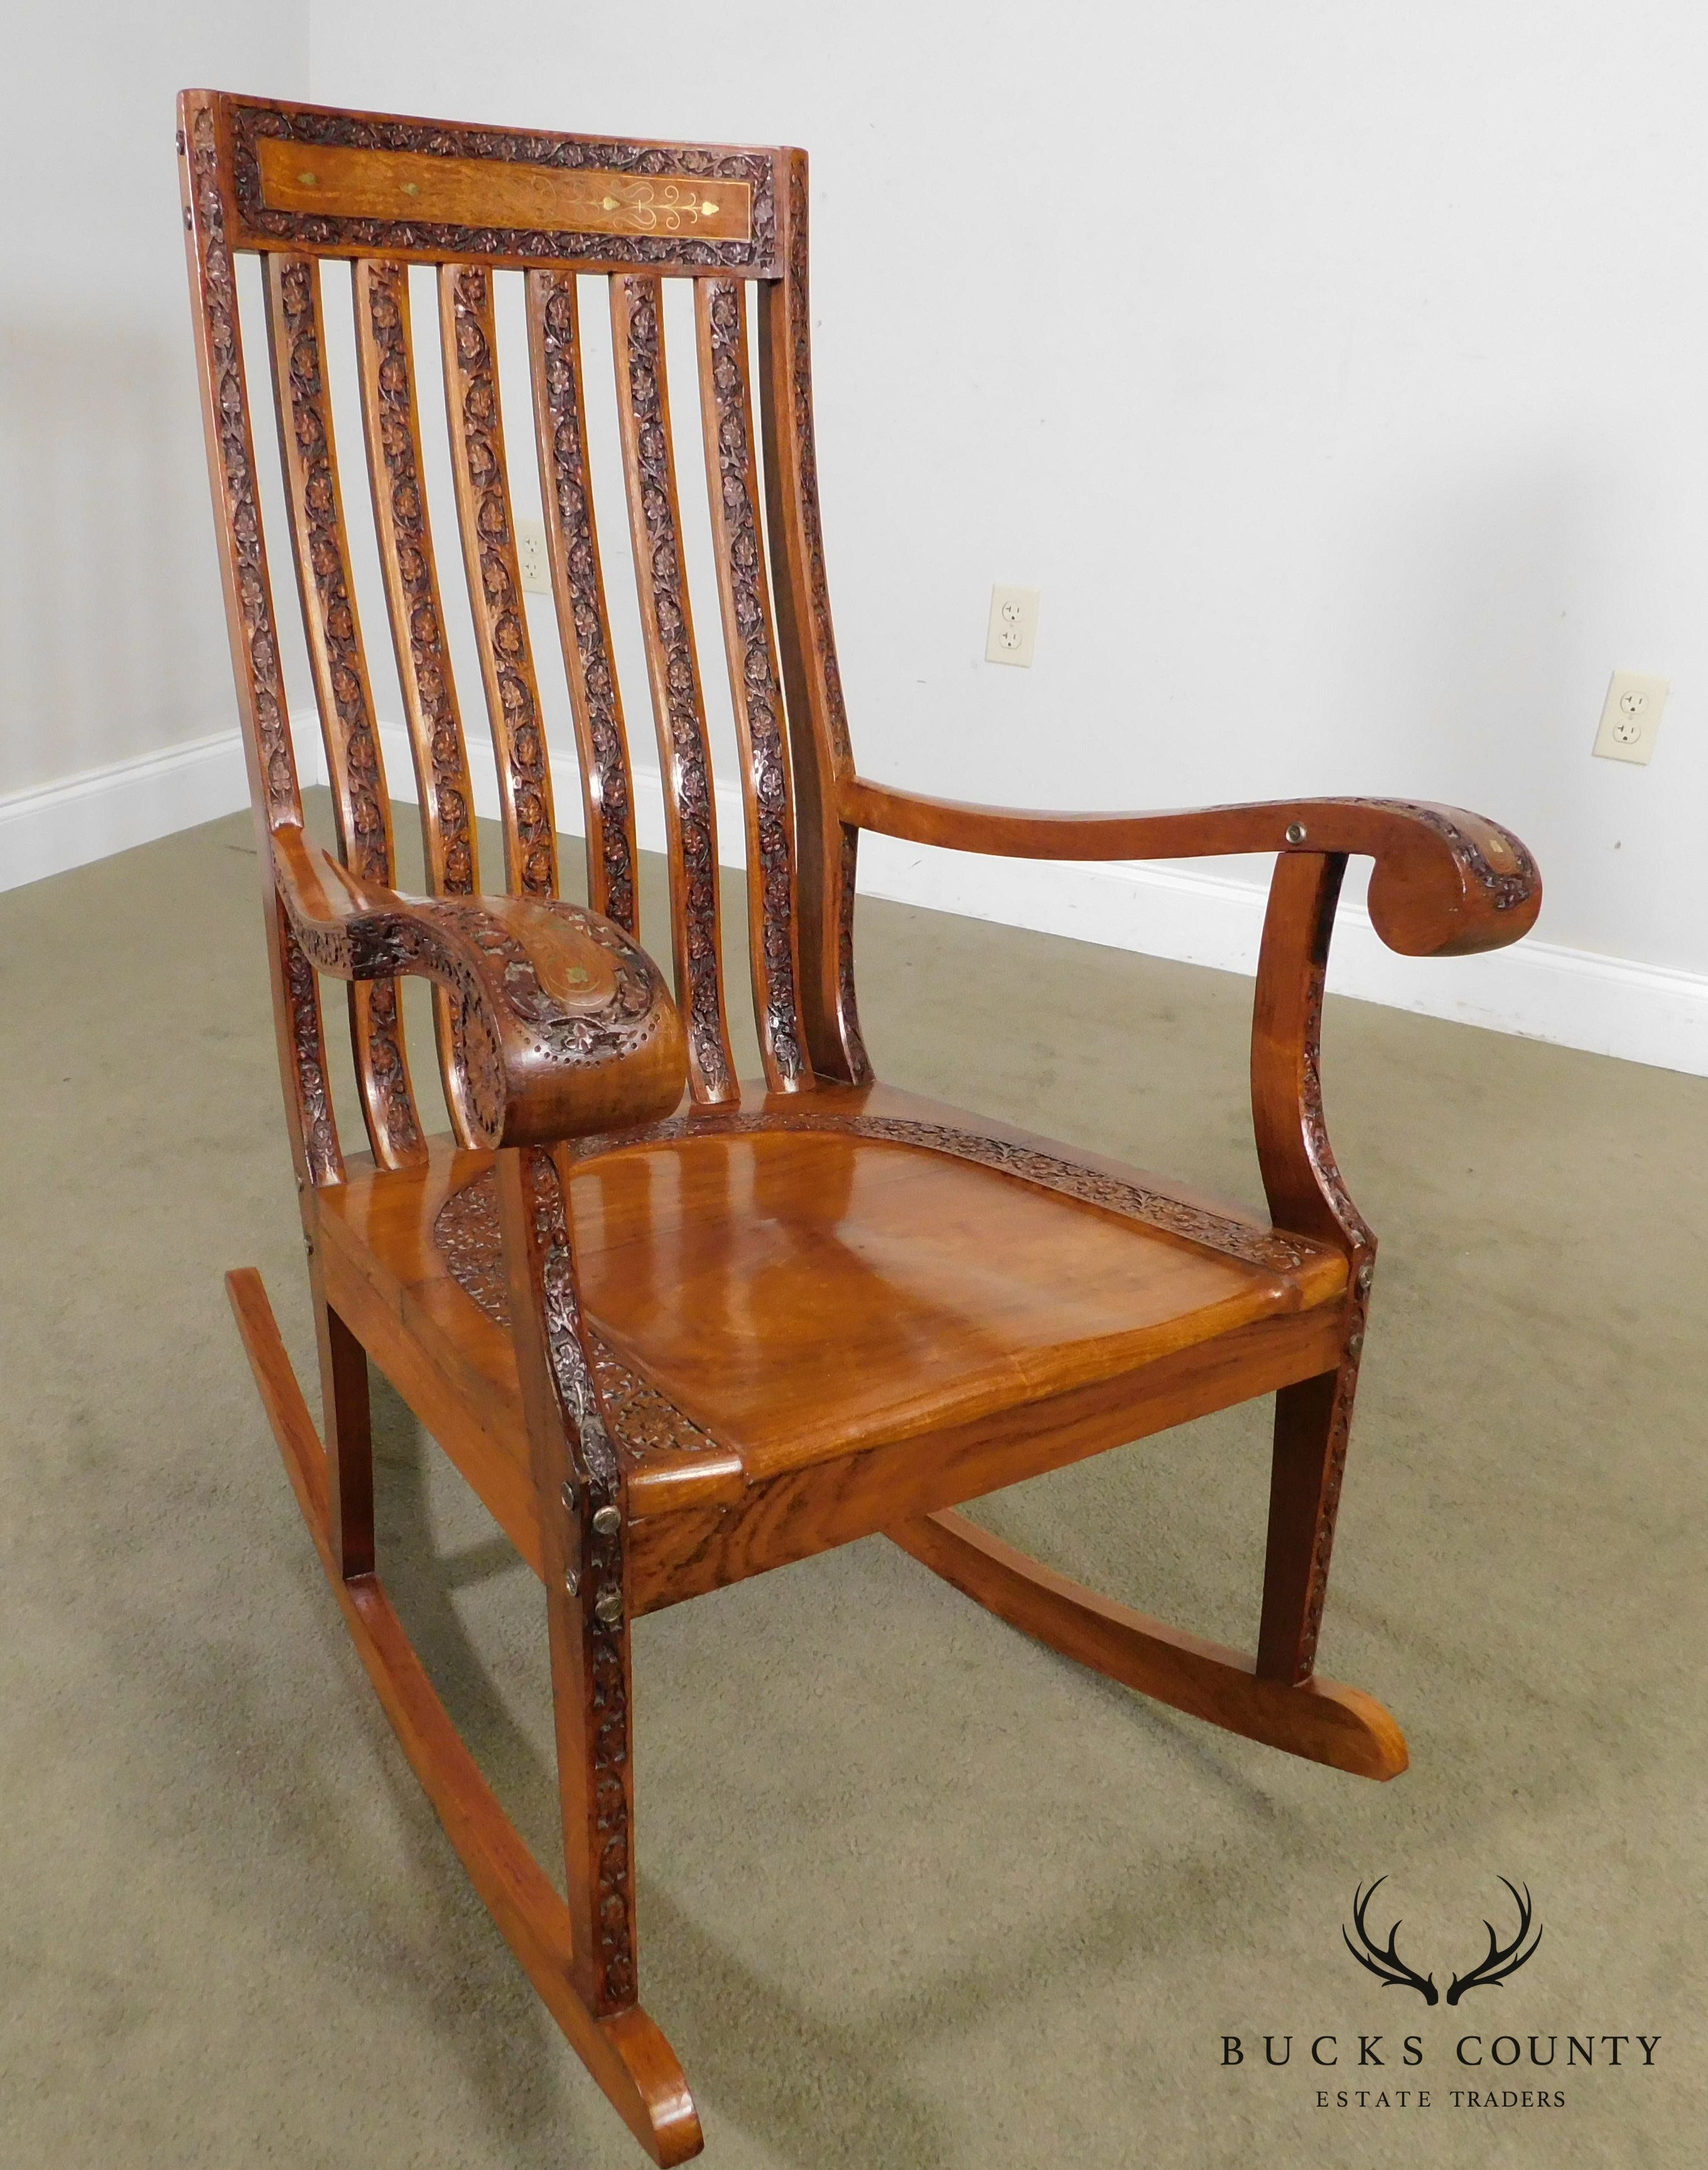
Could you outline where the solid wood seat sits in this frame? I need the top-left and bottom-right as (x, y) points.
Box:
(325, 1081), (1348, 1484)
(181, 86), (1543, 2162)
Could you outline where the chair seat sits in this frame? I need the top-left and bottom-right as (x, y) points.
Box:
(321, 1084), (1348, 1494)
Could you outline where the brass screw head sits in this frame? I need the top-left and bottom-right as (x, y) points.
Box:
(593, 1587), (624, 1624)
(563, 1566), (580, 1596)
(1347, 1330), (1365, 1356)
(1285, 821), (1307, 845)
(592, 1504), (621, 1538)
(561, 1480), (578, 1513)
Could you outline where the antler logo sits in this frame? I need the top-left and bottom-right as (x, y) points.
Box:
(1343, 1878), (1543, 2006)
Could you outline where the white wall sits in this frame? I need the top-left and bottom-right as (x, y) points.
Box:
(0, 2), (306, 807)
(300, 2), (1708, 983)
(9, 3), (1708, 1068)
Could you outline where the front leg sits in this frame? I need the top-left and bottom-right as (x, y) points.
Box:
(497, 1145), (637, 2016)
(1251, 849), (1376, 1685)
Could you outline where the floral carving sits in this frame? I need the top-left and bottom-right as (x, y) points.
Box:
(285, 890), (669, 1150)
(433, 1170), (716, 1460)
(1357, 800), (1540, 915)
(359, 259), (477, 897)
(445, 265), (556, 897)
(703, 280), (806, 1086)
(229, 99), (779, 274)
(185, 104), (340, 1184)
(558, 1107), (1320, 1271)
(272, 255), (421, 1165)
(617, 276), (732, 1101)
(522, 1150), (635, 2012)
(186, 107), (296, 817)
(531, 273), (637, 934)
(279, 902), (343, 1185)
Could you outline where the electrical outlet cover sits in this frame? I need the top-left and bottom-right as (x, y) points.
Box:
(515, 518), (551, 596)
(1592, 670), (1668, 765)
(985, 585), (1040, 668)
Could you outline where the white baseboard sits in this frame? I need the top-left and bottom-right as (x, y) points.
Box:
(9, 713), (1706, 1078)
(352, 715), (1708, 1079)
(853, 831), (1708, 1078)
(0, 728), (251, 893)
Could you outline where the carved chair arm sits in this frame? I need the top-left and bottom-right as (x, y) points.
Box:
(273, 827), (686, 1147)
(840, 780), (1541, 959)
(843, 779), (1542, 1261)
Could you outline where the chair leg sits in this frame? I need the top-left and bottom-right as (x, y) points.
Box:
(1255, 1360), (1356, 1687)
(313, 1278), (374, 1580)
(227, 1267), (702, 2164)
(887, 1334), (1402, 1783)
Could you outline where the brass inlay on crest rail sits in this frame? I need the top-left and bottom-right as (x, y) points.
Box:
(257, 136), (751, 242)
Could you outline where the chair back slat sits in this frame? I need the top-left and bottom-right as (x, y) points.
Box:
(264, 252), (426, 1170)
(181, 97), (347, 1190)
(525, 269), (640, 935)
(695, 279), (811, 1094)
(610, 272), (737, 1105)
(353, 260), (480, 900)
(440, 262), (559, 899)
(354, 256), (485, 1147)
(757, 177), (868, 1086)
(183, 90), (876, 1179)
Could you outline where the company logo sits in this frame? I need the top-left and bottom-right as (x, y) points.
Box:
(1218, 1873), (1663, 2113)
(1343, 1876), (1542, 2006)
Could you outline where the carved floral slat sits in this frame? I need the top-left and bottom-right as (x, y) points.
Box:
(440, 262), (558, 899)
(610, 273), (735, 1104)
(353, 257), (482, 1143)
(265, 252), (424, 1170)
(180, 102), (342, 1186)
(525, 269), (639, 935)
(696, 279), (809, 1094)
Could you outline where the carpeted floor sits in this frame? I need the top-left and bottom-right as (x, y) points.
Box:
(1, 803), (1700, 2169)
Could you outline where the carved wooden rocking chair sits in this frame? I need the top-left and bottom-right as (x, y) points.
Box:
(181, 90), (1542, 2161)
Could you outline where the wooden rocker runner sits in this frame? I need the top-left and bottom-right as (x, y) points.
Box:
(180, 89), (1542, 2161)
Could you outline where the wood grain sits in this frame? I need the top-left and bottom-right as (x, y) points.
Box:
(890, 1509), (1407, 1780)
(526, 269), (640, 934)
(258, 135), (752, 245)
(440, 262), (558, 899)
(610, 273), (735, 1103)
(695, 279), (810, 1094)
(225, 1270), (703, 2164)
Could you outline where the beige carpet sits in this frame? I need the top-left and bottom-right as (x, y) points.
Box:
(1, 803), (1700, 2169)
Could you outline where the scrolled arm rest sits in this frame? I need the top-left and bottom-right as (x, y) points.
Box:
(841, 780), (1542, 959)
(272, 827), (686, 1147)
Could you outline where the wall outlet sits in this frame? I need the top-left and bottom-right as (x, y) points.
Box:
(1592, 670), (1668, 765)
(515, 518), (551, 595)
(985, 585), (1040, 668)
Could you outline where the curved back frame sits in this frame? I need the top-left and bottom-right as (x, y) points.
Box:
(178, 89), (869, 1187)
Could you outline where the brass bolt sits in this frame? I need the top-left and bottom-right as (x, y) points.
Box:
(1285, 821), (1307, 845)
(563, 1565), (580, 1596)
(592, 1504), (621, 1538)
(561, 1480), (578, 1513)
(593, 1587), (624, 1625)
